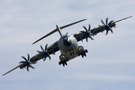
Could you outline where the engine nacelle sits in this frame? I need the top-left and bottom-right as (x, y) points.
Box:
(77, 46), (88, 58)
(59, 54), (68, 61)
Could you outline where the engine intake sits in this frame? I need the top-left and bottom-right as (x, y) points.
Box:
(77, 46), (88, 58)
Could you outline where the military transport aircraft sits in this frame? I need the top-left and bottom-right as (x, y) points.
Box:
(3, 16), (132, 76)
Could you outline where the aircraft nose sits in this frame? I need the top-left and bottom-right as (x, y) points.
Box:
(63, 38), (72, 46)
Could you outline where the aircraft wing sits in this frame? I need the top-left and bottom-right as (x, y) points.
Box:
(3, 64), (25, 76)
(47, 41), (59, 54)
(74, 16), (132, 42)
(31, 41), (59, 62)
(3, 41), (59, 76)
(74, 26), (105, 42)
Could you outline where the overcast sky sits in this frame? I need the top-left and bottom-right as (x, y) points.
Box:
(0, 0), (135, 90)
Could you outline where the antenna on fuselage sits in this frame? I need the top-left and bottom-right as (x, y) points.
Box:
(32, 19), (87, 45)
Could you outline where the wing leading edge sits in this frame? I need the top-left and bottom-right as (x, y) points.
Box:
(32, 19), (87, 44)
(74, 16), (132, 42)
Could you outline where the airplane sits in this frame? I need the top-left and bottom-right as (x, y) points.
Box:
(3, 16), (132, 76)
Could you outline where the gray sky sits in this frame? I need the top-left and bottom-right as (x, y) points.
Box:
(1, 0), (135, 90)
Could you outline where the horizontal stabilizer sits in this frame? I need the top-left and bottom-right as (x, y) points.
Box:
(32, 19), (87, 44)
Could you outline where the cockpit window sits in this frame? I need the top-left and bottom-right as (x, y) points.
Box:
(62, 35), (70, 39)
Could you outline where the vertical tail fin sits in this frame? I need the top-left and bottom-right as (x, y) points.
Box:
(32, 19), (87, 45)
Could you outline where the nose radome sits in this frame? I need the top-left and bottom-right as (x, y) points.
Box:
(63, 38), (72, 46)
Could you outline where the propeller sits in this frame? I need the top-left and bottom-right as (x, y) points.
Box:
(20, 54), (35, 71)
(101, 18), (114, 35)
(82, 24), (94, 42)
(37, 44), (51, 61)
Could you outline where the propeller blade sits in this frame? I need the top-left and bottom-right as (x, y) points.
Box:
(106, 17), (108, 25)
(48, 55), (51, 60)
(20, 54), (34, 71)
(101, 19), (106, 25)
(89, 35), (94, 40)
(38, 44), (51, 61)
(45, 44), (48, 51)
(106, 29), (109, 35)
(82, 24), (94, 41)
(37, 50), (42, 53)
(83, 26), (88, 32)
(109, 28), (113, 33)
(86, 37), (88, 42)
(19, 61), (26, 64)
(27, 66), (29, 72)
(29, 65), (35, 69)
(22, 56), (27, 61)
(44, 56), (47, 61)
(40, 45), (44, 52)
(108, 20), (114, 26)
(43, 58), (46, 61)
(32, 19), (87, 44)
(27, 54), (30, 61)
(88, 24), (91, 31)
(114, 16), (132, 23)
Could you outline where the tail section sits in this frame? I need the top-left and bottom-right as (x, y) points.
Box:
(32, 19), (87, 44)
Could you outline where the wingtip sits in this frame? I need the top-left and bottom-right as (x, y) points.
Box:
(32, 41), (38, 45)
(2, 65), (21, 76)
(82, 19), (87, 21)
(2, 72), (8, 76)
(114, 16), (133, 23)
(125, 15), (132, 18)
(3, 73), (7, 76)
